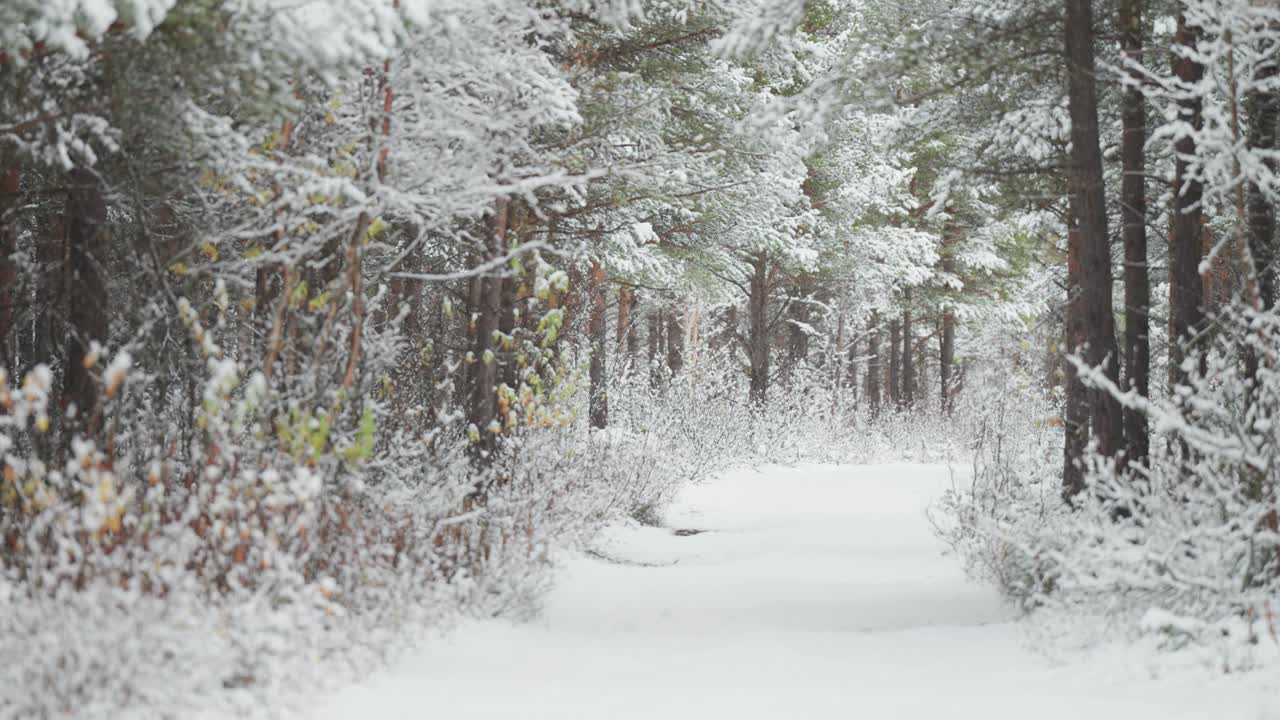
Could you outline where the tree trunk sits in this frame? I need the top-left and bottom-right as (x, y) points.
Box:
(940, 309), (956, 414)
(1064, 202), (1090, 500)
(1247, 59), (1279, 309)
(617, 285), (632, 358)
(62, 168), (109, 430)
(626, 292), (640, 358)
(0, 165), (18, 377)
(667, 303), (685, 377)
(1169, 10), (1206, 387)
(468, 198), (509, 457)
(901, 290), (914, 410)
(1119, 0), (1151, 467)
(498, 272), (518, 391)
(1065, 0), (1123, 460)
(786, 276), (812, 371)
(588, 260), (608, 429)
(747, 251), (770, 407)
(888, 319), (901, 408)
(866, 314), (882, 416)
(648, 308), (663, 387)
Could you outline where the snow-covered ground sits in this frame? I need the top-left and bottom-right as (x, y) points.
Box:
(313, 463), (1279, 719)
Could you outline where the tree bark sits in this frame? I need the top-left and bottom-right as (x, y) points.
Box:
(901, 290), (914, 410)
(667, 303), (685, 377)
(1119, 0), (1150, 466)
(1064, 0), (1123, 461)
(888, 319), (901, 408)
(1247, 58), (1279, 309)
(747, 251), (770, 407)
(62, 168), (109, 430)
(588, 260), (608, 429)
(787, 275), (812, 371)
(468, 198), (509, 456)
(1169, 10), (1206, 387)
(617, 285), (632, 358)
(0, 165), (18, 377)
(648, 308), (663, 387)
(626, 292), (640, 358)
(866, 313), (882, 416)
(1063, 205), (1090, 500)
(940, 309), (956, 415)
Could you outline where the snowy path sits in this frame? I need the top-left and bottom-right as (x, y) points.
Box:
(315, 464), (1277, 719)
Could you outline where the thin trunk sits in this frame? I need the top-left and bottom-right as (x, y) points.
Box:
(1065, 0), (1123, 460)
(888, 319), (901, 407)
(940, 309), (956, 415)
(1247, 58), (1279, 309)
(62, 168), (109, 431)
(787, 276), (812, 371)
(833, 310), (845, 396)
(498, 272), (518, 391)
(616, 285), (631, 355)
(468, 199), (510, 457)
(457, 258), (484, 408)
(1169, 10), (1206, 387)
(1120, 0), (1150, 466)
(1064, 202), (1090, 500)
(0, 165), (17, 377)
(939, 226), (959, 415)
(667, 303), (685, 377)
(901, 290), (914, 410)
(31, 216), (64, 377)
(625, 291), (640, 358)
(497, 204), (522, 392)
(748, 252), (770, 407)
(588, 260), (608, 429)
(648, 309), (663, 387)
(866, 314), (882, 416)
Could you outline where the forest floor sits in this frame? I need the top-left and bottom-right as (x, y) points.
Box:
(311, 463), (1279, 719)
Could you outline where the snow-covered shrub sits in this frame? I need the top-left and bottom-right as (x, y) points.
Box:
(938, 302), (1280, 667)
(0, 307), (628, 716)
(1054, 305), (1280, 639)
(931, 359), (1064, 605)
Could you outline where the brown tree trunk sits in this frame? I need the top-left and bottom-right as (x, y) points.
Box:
(866, 314), (882, 416)
(0, 165), (18, 376)
(1064, 204), (1090, 500)
(1065, 0), (1123, 462)
(457, 258), (484, 408)
(901, 290), (914, 409)
(1169, 11), (1206, 388)
(648, 308), (663, 387)
(667, 303), (685, 377)
(588, 260), (608, 429)
(939, 226), (959, 415)
(62, 168), (109, 430)
(916, 334), (930, 410)
(31, 215), (64, 379)
(468, 198), (510, 456)
(616, 285), (632, 355)
(748, 252), (770, 407)
(940, 309), (956, 415)
(1119, 0), (1150, 467)
(888, 319), (901, 408)
(625, 291), (640, 358)
(786, 276), (812, 371)
(1247, 61), (1279, 309)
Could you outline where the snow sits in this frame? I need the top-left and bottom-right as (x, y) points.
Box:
(311, 463), (1280, 719)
